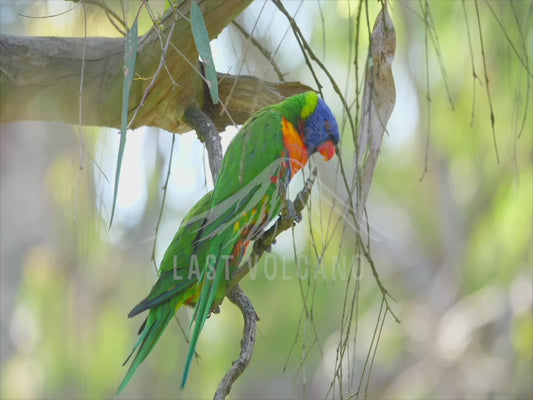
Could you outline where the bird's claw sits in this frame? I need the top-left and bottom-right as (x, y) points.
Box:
(285, 200), (302, 223)
(208, 305), (221, 318)
(256, 237), (276, 253)
(261, 242), (272, 253)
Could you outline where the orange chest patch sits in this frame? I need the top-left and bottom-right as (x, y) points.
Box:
(281, 117), (309, 176)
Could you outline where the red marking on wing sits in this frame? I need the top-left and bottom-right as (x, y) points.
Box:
(232, 239), (251, 261)
(231, 199), (272, 262)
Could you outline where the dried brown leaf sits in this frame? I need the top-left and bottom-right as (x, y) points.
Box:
(357, 3), (396, 217)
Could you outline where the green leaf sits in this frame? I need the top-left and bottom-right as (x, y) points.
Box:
(110, 18), (138, 228)
(191, 1), (219, 104)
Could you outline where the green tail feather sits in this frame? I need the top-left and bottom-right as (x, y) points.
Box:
(127, 276), (194, 318)
(180, 244), (226, 388)
(117, 302), (176, 394)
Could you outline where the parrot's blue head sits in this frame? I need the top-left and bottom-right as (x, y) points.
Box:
(303, 96), (340, 160)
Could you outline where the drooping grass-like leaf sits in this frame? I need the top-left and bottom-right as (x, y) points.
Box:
(110, 18), (138, 228)
(191, 1), (219, 104)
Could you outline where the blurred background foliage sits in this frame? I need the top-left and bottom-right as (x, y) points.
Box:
(0, 1), (532, 399)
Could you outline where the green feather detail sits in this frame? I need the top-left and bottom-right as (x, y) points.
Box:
(118, 192), (213, 393)
(117, 302), (176, 394)
(299, 91), (319, 120)
(181, 243), (226, 388)
(269, 91), (319, 126)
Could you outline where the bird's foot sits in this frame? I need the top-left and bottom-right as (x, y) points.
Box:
(255, 237), (276, 253)
(208, 305), (221, 318)
(285, 200), (302, 223)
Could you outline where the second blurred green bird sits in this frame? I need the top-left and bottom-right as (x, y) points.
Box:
(118, 91), (340, 393)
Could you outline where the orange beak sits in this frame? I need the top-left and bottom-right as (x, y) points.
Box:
(317, 141), (336, 161)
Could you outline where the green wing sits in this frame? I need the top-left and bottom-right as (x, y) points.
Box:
(128, 191), (213, 316)
(118, 191), (213, 394)
(182, 108), (292, 387)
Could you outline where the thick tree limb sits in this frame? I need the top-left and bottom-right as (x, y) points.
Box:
(0, 1), (247, 131)
(205, 73), (313, 131)
(0, 0), (312, 133)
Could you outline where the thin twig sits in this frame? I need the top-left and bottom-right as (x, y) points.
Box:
(509, 0), (531, 140)
(88, 0), (127, 29)
(474, 0), (500, 163)
(272, 0), (356, 136)
(225, 1), (268, 117)
(462, 0), (481, 128)
(151, 132), (176, 272)
(78, 0), (87, 169)
(422, 0), (455, 111)
(144, 3), (181, 89)
(231, 20), (285, 81)
(484, 0), (532, 78)
(419, 0), (431, 181)
(85, 0), (127, 36)
(74, 0), (88, 224)
(18, 1), (80, 18)
(103, 7), (127, 36)
(336, 154), (398, 321)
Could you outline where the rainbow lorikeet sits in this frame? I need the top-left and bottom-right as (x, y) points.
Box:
(117, 91), (339, 393)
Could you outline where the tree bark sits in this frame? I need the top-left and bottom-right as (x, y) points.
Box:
(0, 0), (311, 133)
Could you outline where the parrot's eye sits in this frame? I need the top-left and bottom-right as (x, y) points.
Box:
(324, 119), (337, 141)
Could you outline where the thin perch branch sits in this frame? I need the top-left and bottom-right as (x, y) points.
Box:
(214, 285), (259, 400)
(184, 106), (223, 183)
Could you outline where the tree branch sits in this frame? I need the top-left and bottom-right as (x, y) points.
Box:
(0, 0), (313, 133)
(214, 285), (259, 400)
(184, 106), (223, 183)
(206, 73), (313, 131)
(0, 0), (249, 131)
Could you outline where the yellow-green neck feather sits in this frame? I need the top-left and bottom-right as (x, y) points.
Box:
(300, 91), (319, 120)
